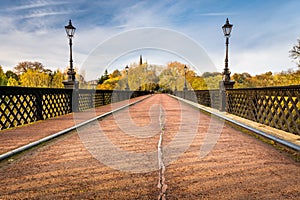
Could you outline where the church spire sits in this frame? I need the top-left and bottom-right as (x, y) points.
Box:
(139, 55), (142, 65)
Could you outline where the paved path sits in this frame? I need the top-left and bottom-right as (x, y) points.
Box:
(0, 95), (149, 155)
(0, 94), (299, 199)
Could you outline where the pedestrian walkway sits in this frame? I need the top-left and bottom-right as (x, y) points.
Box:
(0, 94), (299, 199)
(0, 95), (149, 155)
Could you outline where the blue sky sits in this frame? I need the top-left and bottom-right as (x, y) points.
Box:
(0, 0), (299, 80)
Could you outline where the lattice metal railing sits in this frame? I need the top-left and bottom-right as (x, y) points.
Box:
(78, 90), (149, 111)
(0, 93), (37, 129)
(0, 87), (150, 130)
(41, 90), (72, 119)
(0, 87), (73, 130)
(227, 85), (300, 135)
(174, 90), (220, 109)
(0, 87), (72, 130)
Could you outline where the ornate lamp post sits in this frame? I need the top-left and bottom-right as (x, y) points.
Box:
(220, 18), (235, 111)
(183, 65), (188, 91)
(221, 18), (235, 86)
(63, 19), (77, 89)
(125, 65), (130, 90)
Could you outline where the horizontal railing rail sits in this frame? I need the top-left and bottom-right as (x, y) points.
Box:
(0, 86), (151, 130)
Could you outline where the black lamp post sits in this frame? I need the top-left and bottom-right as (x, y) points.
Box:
(183, 65), (188, 91)
(222, 18), (233, 83)
(220, 18), (235, 111)
(63, 19), (77, 89)
(125, 65), (130, 90)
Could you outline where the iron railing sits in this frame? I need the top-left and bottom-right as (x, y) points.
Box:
(174, 85), (300, 135)
(226, 85), (300, 135)
(0, 86), (150, 130)
(175, 89), (220, 109)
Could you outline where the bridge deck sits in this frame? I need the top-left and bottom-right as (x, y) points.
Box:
(0, 94), (299, 199)
(0, 95), (148, 155)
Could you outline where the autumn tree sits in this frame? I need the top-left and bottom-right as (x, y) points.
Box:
(290, 39), (300, 67)
(97, 69), (122, 90)
(232, 72), (252, 88)
(191, 76), (207, 89)
(119, 63), (159, 91)
(203, 74), (222, 89)
(19, 69), (50, 87)
(7, 77), (19, 86)
(0, 66), (7, 86)
(50, 70), (64, 88)
(95, 58), (300, 91)
(96, 63), (161, 91)
(159, 62), (221, 91)
(232, 69), (300, 88)
(5, 70), (18, 81)
(159, 61), (187, 91)
(110, 69), (121, 78)
(14, 61), (46, 74)
(202, 72), (222, 78)
(5, 70), (19, 86)
(98, 69), (109, 84)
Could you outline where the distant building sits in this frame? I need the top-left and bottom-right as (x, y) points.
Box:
(87, 80), (98, 88)
(139, 55), (147, 65)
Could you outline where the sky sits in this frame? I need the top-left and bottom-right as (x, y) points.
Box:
(0, 0), (299, 80)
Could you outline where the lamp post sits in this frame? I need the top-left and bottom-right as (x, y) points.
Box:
(63, 19), (77, 89)
(222, 18), (234, 85)
(125, 65), (130, 90)
(220, 18), (235, 111)
(183, 65), (188, 91)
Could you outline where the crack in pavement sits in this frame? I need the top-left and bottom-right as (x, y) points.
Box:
(157, 99), (167, 200)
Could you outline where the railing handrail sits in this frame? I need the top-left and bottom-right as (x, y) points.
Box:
(226, 84), (300, 91)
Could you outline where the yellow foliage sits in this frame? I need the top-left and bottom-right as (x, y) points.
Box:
(7, 77), (19, 86)
(96, 76), (121, 90)
(20, 69), (50, 87)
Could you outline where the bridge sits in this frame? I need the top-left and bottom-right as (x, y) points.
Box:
(0, 86), (299, 199)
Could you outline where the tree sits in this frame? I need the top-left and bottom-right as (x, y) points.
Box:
(96, 76), (121, 90)
(7, 77), (19, 86)
(202, 72), (221, 78)
(191, 76), (207, 90)
(0, 66), (7, 86)
(51, 70), (64, 88)
(159, 62), (187, 91)
(19, 69), (49, 87)
(232, 72), (252, 88)
(110, 69), (121, 78)
(5, 70), (19, 81)
(290, 39), (300, 67)
(14, 61), (46, 75)
(98, 69), (109, 84)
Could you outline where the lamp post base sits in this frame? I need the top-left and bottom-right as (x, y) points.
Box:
(219, 80), (235, 111)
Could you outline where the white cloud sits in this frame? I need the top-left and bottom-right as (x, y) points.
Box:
(0, 28), (66, 69)
(7, 0), (68, 11)
(21, 10), (72, 19)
